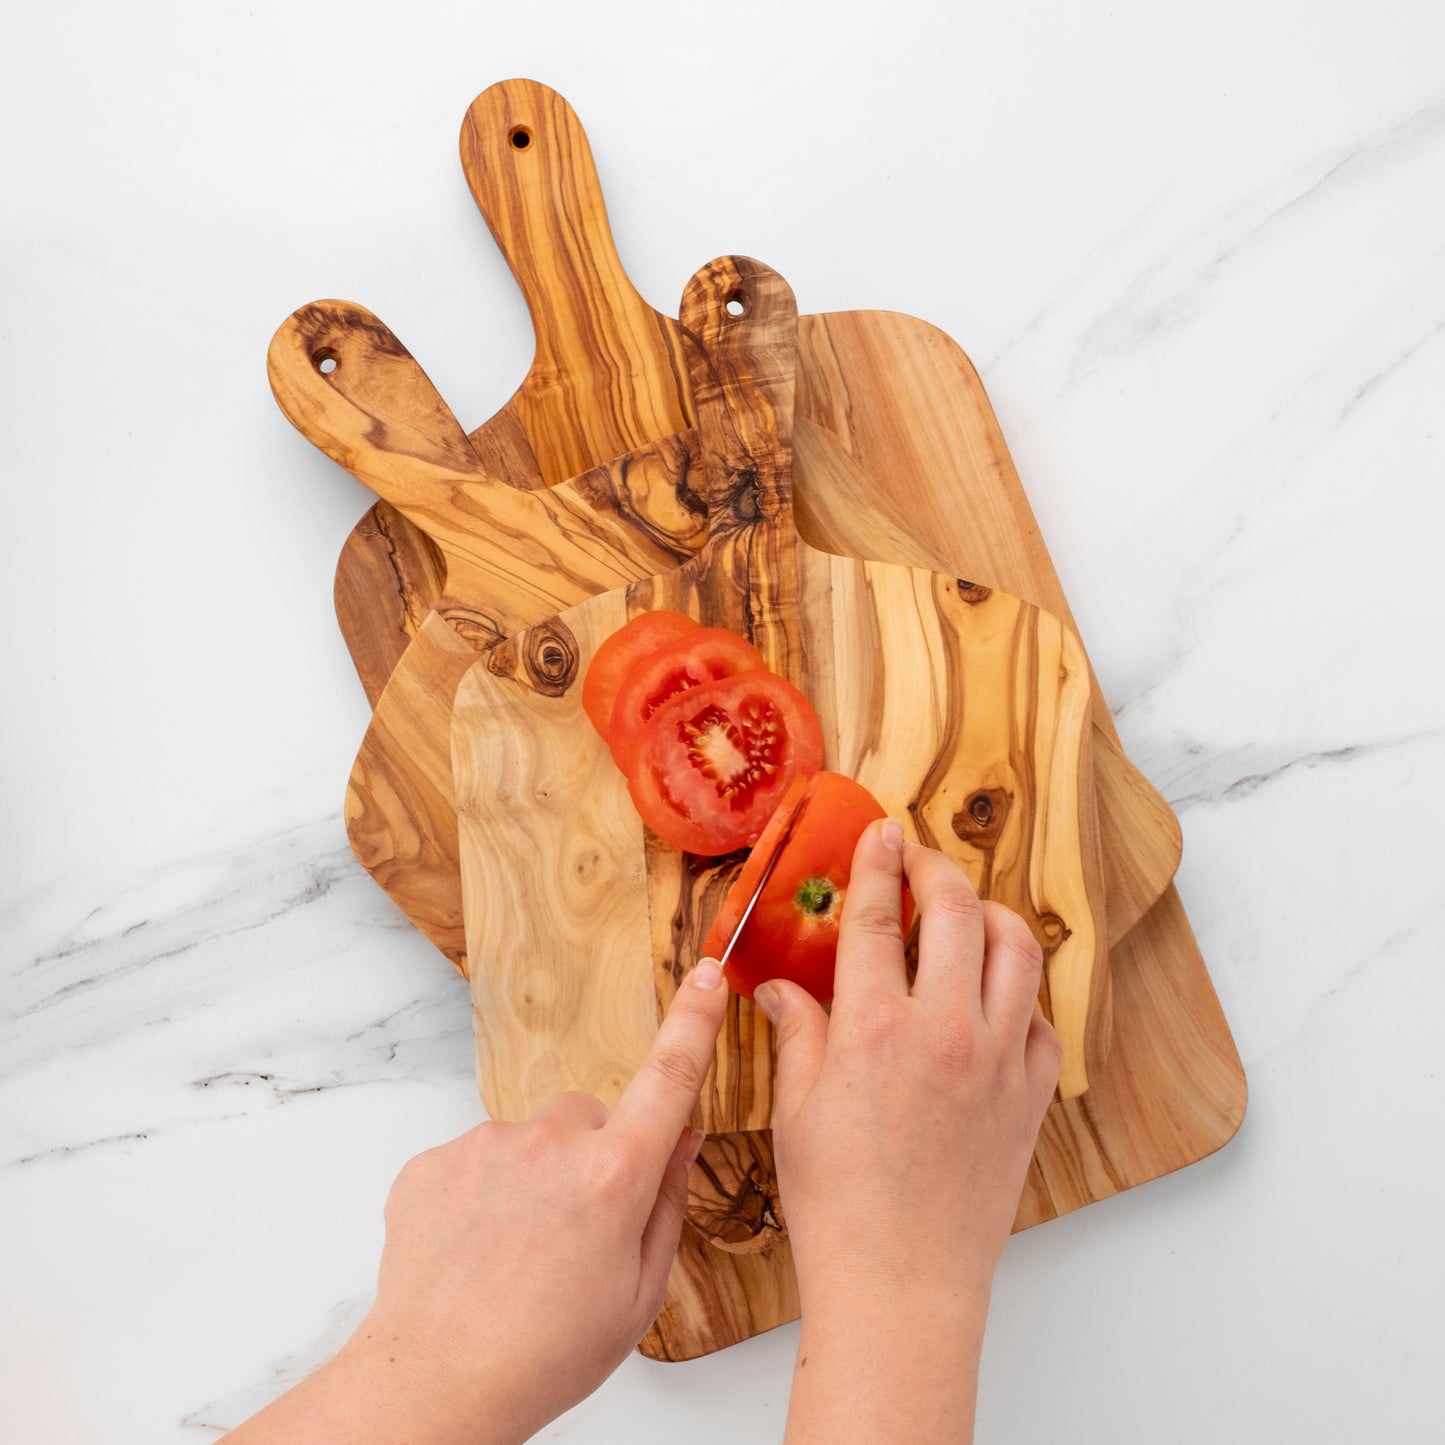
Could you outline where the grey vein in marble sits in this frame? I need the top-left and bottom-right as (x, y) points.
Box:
(1153, 730), (1438, 815)
(1, 817), (473, 1171)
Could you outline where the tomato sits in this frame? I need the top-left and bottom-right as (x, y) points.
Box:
(607, 627), (765, 774)
(626, 669), (824, 856)
(581, 610), (699, 738)
(702, 771), (914, 1003)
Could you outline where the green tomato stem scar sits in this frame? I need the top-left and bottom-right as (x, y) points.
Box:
(794, 876), (837, 917)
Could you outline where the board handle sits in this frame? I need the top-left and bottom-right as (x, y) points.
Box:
(461, 79), (694, 483)
(678, 256), (800, 542)
(268, 299), (494, 505)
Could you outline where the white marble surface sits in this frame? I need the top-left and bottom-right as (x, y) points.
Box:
(4, 2), (1443, 1440)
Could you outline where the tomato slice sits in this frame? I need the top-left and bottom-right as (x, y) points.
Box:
(626, 670), (824, 855)
(607, 627), (765, 774)
(581, 610), (699, 739)
(702, 771), (913, 1003)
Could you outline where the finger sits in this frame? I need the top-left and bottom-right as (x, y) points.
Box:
(900, 843), (986, 1013)
(978, 901), (1046, 1039)
(832, 818), (910, 1007)
(1023, 1009), (1063, 1117)
(754, 978), (828, 1129)
(529, 1090), (610, 1131)
(608, 957), (729, 1173)
(636, 1126), (705, 1320)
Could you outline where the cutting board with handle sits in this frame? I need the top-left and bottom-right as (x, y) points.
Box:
(325, 80), (1179, 970)
(269, 298), (707, 965)
(453, 255), (1110, 1125)
(336, 78), (695, 702)
(289, 81), (1241, 1360)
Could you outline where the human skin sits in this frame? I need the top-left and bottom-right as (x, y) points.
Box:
(222, 822), (1058, 1444)
(221, 958), (731, 1445)
(756, 818), (1062, 1445)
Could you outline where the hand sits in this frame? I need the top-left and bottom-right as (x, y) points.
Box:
(223, 958), (730, 1445)
(755, 819), (1061, 1445)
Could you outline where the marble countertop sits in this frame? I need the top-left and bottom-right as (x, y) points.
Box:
(4, 3), (1442, 1441)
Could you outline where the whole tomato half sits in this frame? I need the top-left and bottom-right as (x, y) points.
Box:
(581, 610), (699, 738)
(703, 771), (913, 1003)
(606, 627), (765, 773)
(626, 669), (824, 856)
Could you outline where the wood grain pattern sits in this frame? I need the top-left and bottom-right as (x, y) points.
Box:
(325, 83), (1178, 961)
(789, 410), (1181, 948)
(460, 79), (694, 486)
(454, 257), (1108, 1127)
(268, 302), (694, 647)
(302, 306), (1172, 976)
(335, 79), (693, 699)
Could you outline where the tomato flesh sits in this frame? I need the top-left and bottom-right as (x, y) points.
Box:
(607, 628), (764, 773)
(703, 771), (914, 1003)
(581, 610), (699, 738)
(627, 670), (824, 855)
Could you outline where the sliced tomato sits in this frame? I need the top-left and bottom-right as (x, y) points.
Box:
(702, 771), (914, 1003)
(607, 627), (765, 774)
(581, 610), (699, 739)
(626, 669), (824, 856)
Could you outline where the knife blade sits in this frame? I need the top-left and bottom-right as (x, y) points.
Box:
(714, 789), (813, 969)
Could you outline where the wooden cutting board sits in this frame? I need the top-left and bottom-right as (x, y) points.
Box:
(287, 81), (1242, 1360)
(327, 80), (1179, 973)
(453, 256), (1108, 1126)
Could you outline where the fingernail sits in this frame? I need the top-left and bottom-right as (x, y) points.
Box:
(754, 981), (780, 1022)
(881, 818), (904, 852)
(692, 958), (724, 990)
(684, 1128), (705, 1167)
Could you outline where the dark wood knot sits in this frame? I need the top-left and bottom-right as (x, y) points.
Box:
(951, 787), (1012, 847)
(519, 619), (579, 696)
(955, 579), (993, 604)
(439, 602), (505, 654)
(1036, 912), (1071, 957)
(685, 1133), (788, 1254)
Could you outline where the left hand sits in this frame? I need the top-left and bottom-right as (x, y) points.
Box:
(226, 958), (728, 1445)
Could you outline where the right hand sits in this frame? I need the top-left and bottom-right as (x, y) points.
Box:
(755, 818), (1061, 1442)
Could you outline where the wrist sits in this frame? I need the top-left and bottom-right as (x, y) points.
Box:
(325, 1324), (530, 1445)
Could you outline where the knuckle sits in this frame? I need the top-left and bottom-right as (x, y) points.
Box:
(844, 901), (903, 941)
(929, 880), (983, 929)
(646, 1043), (707, 1096)
(590, 1135), (645, 1195)
(927, 1016), (977, 1077)
(845, 995), (903, 1052)
(997, 919), (1045, 972)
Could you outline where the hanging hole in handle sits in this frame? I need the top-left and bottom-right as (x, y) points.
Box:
(510, 126), (532, 150)
(313, 349), (339, 376)
(725, 290), (749, 319)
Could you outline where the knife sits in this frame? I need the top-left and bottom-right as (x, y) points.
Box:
(714, 789), (813, 970)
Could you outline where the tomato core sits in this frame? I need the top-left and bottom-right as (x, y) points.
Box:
(680, 694), (785, 807)
(794, 876), (837, 917)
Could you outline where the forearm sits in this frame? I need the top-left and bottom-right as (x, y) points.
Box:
(221, 1332), (528, 1445)
(783, 1288), (987, 1445)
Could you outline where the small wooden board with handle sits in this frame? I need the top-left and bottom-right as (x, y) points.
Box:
(453, 256), (1110, 1128)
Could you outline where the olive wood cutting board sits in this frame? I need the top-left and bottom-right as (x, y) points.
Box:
(452, 256), (1110, 1126)
(286, 81), (1243, 1360)
(323, 80), (1179, 973)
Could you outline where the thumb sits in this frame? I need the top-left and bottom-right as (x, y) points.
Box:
(755, 979), (828, 1126)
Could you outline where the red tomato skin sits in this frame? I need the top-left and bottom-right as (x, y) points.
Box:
(607, 628), (765, 774)
(702, 772), (914, 1004)
(581, 611), (699, 738)
(626, 670), (825, 856)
